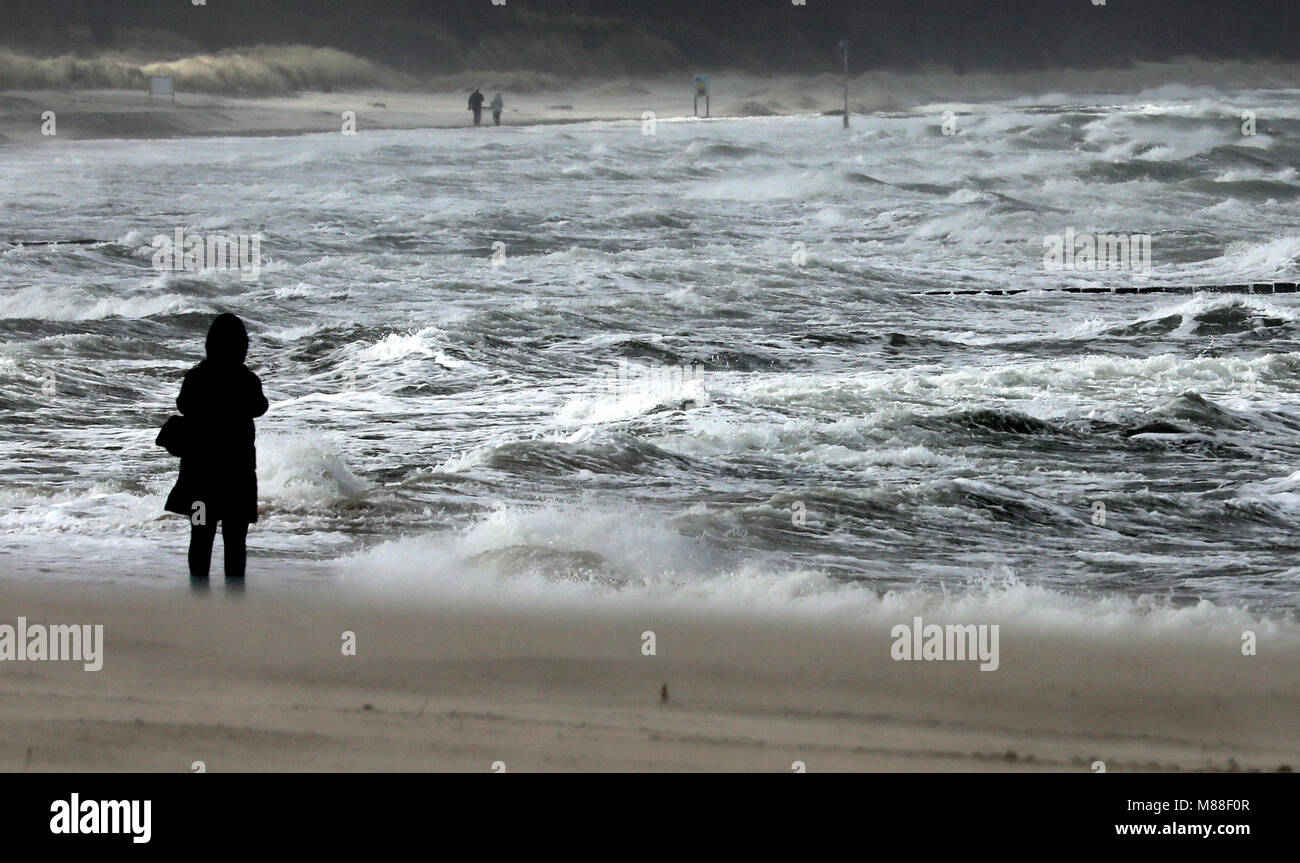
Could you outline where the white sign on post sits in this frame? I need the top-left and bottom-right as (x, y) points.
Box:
(149, 76), (175, 102)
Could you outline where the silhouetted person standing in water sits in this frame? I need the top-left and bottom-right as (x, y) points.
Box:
(468, 87), (485, 126)
(490, 91), (504, 126)
(165, 314), (268, 583)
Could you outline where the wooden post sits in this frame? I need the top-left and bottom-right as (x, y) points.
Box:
(841, 40), (849, 129)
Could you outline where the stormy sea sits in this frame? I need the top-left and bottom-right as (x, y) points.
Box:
(4, 85), (1300, 640)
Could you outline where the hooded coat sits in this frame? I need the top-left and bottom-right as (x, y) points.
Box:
(164, 314), (269, 524)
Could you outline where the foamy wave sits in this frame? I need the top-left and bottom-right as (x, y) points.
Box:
(738, 349), (1278, 418)
(0, 285), (196, 321)
(1111, 293), (1299, 338)
(1235, 470), (1300, 516)
(257, 435), (369, 506)
(334, 501), (1298, 642)
(1214, 167), (1299, 184)
(556, 371), (710, 426)
(685, 169), (836, 202)
(1212, 235), (1300, 277)
(1083, 114), (1232, 163)
(0, 484), (166, 533)
(352, 329), (464, 369)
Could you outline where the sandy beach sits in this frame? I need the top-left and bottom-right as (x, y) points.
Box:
(0, 581), (1294, 772)
(0, 75), (859, 143)
(4, 59), (1298, 144)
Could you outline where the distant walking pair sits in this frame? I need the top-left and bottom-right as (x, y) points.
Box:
(469, 88), (504, 126)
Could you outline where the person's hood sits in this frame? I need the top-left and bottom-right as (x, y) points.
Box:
(204, 313), (249, 365)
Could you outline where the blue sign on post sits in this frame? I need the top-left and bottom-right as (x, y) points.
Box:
(693, 74), (710, 118)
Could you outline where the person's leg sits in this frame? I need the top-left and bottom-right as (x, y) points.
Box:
(222, 520), (249, 579)
(188, 520), (217, 578)
(494, 110), (501, 126)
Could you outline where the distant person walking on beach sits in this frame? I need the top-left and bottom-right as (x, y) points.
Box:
(468, 87), (485, 126)
(490, 91), (504, 126)
(163, 313), (268, 581)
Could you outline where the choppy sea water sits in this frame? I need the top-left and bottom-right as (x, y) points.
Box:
(3, 86), (1300, 634)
